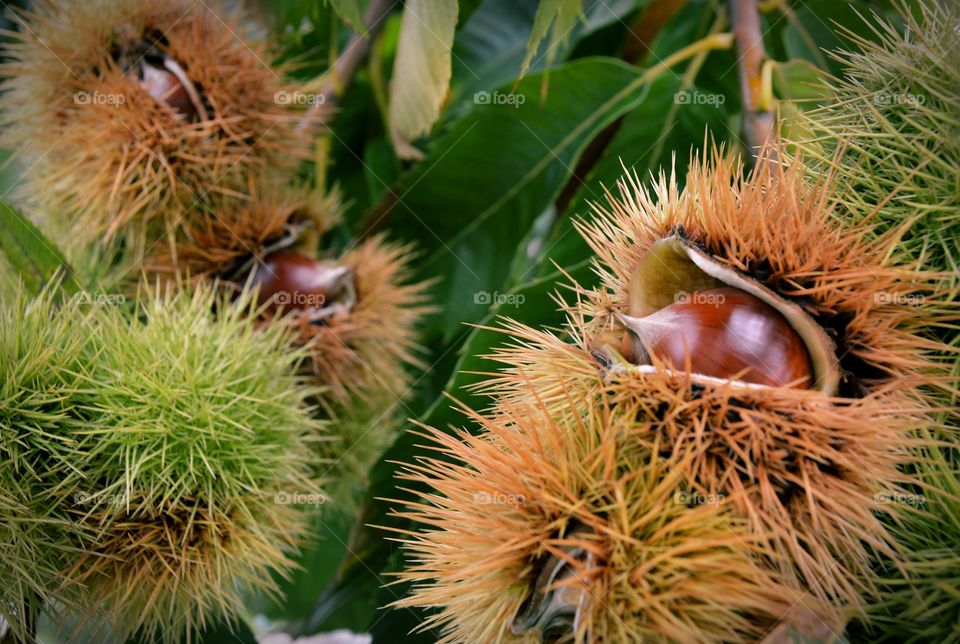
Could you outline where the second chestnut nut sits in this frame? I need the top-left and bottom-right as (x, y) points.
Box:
(248, 249), (355, 316)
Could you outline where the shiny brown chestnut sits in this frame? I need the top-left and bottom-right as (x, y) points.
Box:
(248, 249), (354, 316)
(618, 286), (813, 389)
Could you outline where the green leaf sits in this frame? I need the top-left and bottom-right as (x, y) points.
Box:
(448, 0), (639, 113)
(504, 205), (556, 289)
(421, 259), (595, 429)
(779, 0), (913, 76)
(0, 200), (80, 298)
(244, 505), (356, 631)
(328, 0), (367, 34)
(773, 58), (833, 145)
(541, 76), (730, 273)
(519, 0), (586, 79)
(363, 136), (399, 204)
(377, 57), (655, 341)
(388, 0), (460, 159)
(458, 0), (486, 23)
(773, 59), (831, 103)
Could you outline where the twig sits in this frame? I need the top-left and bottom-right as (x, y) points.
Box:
(296, 0), (396, 134)
(363, 31), (734, 239)
(622, 0), (689, 64)
(644, 32), (735, 85)
(729, 0), (776, 162)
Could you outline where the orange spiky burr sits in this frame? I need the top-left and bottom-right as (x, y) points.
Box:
(0, 0), (323, 263)
(390, 394), (837, 642)
(394, 149), (955, 638)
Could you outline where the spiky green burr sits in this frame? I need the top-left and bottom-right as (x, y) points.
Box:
(790, 3), (960, 640)
(0, 280), (329, 643)
(0, 285), (95, 640)
(794, 1), (960, 271)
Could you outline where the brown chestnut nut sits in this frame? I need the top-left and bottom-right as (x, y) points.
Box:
(618, 287), (813, 389)
(249, 250), (354, 316)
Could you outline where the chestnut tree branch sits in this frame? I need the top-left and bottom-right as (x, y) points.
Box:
(622, 0), (689, 64)
(297, 0), (396, 134)
(729, 0), (776, 162)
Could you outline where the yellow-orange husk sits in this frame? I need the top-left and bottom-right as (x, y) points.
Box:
(283, 236), (433, 408)
(466, 151), (957, 617)
(141, 190), (428, 486)
(61, 493), (308, 642)
(0, 0), (321, 263)
(137, 186), (427, 412)
(389, 394), (838, 642)
(142, 181), (340, 280)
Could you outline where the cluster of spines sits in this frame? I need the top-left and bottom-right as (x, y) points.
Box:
(392, 151), (955, 639)
(788, 3), (960, 639)
(0, 0), (433, 639)
(391, 396), (821, 642)
(791, 1), (960, 271)
(0, 0), (317, 263)
(0, 281), (327, 642)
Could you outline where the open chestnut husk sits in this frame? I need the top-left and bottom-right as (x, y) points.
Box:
(613, 232), (839, 394)
(120, 37), (205, 120)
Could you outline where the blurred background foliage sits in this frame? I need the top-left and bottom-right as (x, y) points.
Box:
(0, 0), (925, 641)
